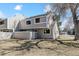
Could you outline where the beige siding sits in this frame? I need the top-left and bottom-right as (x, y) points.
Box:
(36, 29), (53, 39)
(19, 16), (48, 29)
(13, 31), (36, 39)
(19, 12), (59, 39)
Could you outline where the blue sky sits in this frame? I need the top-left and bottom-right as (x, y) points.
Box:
(0, 3), (48, 18)
(0, 3), (73, 30)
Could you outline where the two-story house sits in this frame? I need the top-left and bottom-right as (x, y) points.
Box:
(0, 12), (59, 40)
(17, 12), (59, 39)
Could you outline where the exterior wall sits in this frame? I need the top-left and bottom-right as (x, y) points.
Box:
(52, 21), (59, 39)
(36, 29), (53, 39)
(0, 19), (7, 29)
(46, 12), (54, 28)
(46, 12), (59, 39)
(19, 15), (48, 29)
(13, 31), (36, 39)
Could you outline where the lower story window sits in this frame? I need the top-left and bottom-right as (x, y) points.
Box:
(44, 29), (50, 34)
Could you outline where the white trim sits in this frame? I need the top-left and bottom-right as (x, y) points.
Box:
(46, 15), (48, 24)
(26, 20), (31, 25)
(30, 32), (32, 40)
(34, 18), (40, 24)
(34, 22), (47, 24)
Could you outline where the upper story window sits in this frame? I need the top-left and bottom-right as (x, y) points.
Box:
(26, 20), (31, 25)
(35, 18), (40, 23)
(0, 20), (4, 25)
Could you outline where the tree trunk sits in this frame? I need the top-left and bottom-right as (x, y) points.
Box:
(73, 16), (79, 40)
(72, 12), (79, 40)
(74, 22), (79, 40)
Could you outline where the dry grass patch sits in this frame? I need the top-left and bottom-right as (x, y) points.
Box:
(0, 35), (79, 56)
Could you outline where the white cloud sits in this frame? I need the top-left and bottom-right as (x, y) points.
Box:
(14, 5), (23, 11)
(0, 11), (6, 18)
(43, 4), (51, 12)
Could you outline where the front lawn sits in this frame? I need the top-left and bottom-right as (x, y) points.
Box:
(0, 35), (79, 56)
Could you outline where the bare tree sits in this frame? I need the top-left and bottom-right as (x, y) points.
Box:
(50, 3), (79, 40)
(63, 17), (74, 32)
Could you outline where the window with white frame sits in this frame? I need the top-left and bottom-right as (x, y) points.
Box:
(35, 18), (40, 23)
(26, 20), (31, 25)
(44, 29), (50, 34)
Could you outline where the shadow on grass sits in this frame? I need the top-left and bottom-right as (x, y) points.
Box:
(13, 40), (44, 51)
(1, 39), (79, 55)
(0, 40), (57, 55)
(12, 39), (79, 51)
(56, 40), (79, 48)
(4, 39), (79, 52)
(12, 40), (57, 51)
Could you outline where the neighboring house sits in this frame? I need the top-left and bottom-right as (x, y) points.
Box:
(0, 12), (59, 40)
(0, 18), (7, 30)
(0, 14), (26, 32)
(7, 14), (26, 31)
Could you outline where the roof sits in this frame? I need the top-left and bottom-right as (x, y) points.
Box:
(25, 11), (52, 19)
